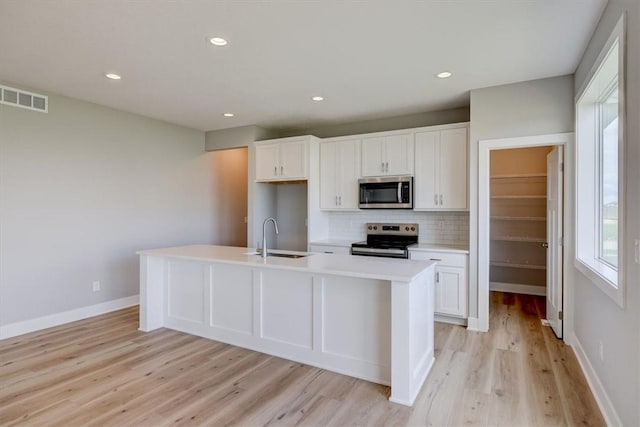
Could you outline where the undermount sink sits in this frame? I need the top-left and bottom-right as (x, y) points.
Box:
(245, 251), (310, 259)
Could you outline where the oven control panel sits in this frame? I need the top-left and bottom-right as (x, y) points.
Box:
(365, 223), (418, 236)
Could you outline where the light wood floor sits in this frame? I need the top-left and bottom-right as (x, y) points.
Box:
(0, 292), (604, 426)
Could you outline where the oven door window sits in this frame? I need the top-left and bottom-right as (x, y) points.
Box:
(360, 182), (400, 204)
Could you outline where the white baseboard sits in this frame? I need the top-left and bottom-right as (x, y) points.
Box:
(435, 314), (467, 326)
(0, 295), (139, 340)
(490, 281), (546, 296)
(570, 332), (622, 427)
(466, 316), (480, 331)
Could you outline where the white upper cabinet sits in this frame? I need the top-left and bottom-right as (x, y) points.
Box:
(320, 139), (361, 210)
(361, 133), (413, 177)
(414, 126), (468, 210)
(255, 143), (280, 180)
(255, 137), (308, 182)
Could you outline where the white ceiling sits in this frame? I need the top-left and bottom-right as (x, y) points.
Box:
(0, 1), (606, 132)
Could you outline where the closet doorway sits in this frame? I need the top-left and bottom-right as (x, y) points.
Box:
(489, 146), (563, 338)
(489, 147), (552, 296)
(477, 133), (572, 337)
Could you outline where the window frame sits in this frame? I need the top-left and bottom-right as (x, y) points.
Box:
(575, 14), (626, 308)
(596, 82), (618, 269)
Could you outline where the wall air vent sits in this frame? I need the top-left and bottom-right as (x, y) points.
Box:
(0, 85), (48, 113)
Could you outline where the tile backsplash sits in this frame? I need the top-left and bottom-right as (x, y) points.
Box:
(327, 211), (469, 244)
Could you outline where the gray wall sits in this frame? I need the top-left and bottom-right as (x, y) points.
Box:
(205, 125), (274, 151)
(468, 75), (575, 320)
(572, 0), (640, 424)
(274, 183), (308, 251)
(277, 107), (470, 138)
(0, 84), (214, 326)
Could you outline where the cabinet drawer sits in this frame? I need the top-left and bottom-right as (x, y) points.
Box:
(409, 251), (466, 268)
(309, 245), (351, 255)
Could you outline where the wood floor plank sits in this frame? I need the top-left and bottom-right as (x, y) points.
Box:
(539, 322), (606, 426)
(518, 295), (567, 426)
(487, 349), (526, 426)
(449, 388), (491, 426)
(0, 293), (604, 426)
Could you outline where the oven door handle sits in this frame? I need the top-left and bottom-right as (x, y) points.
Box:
(397, 182), (402, 203)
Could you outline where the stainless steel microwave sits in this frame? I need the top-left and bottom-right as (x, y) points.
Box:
(359, 177), (413, 209)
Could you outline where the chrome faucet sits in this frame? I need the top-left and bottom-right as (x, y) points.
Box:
(261, 217), (279, 258)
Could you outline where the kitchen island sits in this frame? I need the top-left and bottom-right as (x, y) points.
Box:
(137, 245), (436, 406)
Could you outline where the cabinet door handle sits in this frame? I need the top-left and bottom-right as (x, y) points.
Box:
(381, 162), (385, 172)
(430, 258), (442, 261)
(434, 194), (438, 205)
(436, 272), (440, 283)
(338, 196), (342, 206)
(274, 166), (277, 175)
(324, 251), (334, 254)
(440, 194), (443, 205)
(280, 165), (284, 175)
(385, 162), (389, 172)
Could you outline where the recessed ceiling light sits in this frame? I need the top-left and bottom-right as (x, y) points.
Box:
(311, 96), (324, 101)
(436, 71), (452, 79)
(105, 73), (121, 80)
(223, 113), (234, 117)
(209, 37), (228, 46)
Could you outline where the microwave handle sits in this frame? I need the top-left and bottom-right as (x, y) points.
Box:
(397, 182), (402, 203)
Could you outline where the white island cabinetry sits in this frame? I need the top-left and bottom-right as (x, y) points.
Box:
(138, 245), (436, 407)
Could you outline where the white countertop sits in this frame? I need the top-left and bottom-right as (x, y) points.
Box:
(137, 245), (435, 282)
(409, 243), (469, 254)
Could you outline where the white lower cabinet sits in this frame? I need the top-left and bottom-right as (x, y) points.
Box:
(409, 250), (467, 320)
(308, 244), (351, 255)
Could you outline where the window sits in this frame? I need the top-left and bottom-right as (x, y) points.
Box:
(575, 15), (625, 307)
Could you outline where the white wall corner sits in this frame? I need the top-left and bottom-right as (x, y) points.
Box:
(0, 295), (139, 340)
(570, 332), (623, 427)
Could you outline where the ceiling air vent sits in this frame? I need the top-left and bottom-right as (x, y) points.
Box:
(0, 85), (48, 113)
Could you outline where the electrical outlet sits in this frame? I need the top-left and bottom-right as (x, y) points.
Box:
(599, 341), (604, 361)
(92, 281), (101, 292)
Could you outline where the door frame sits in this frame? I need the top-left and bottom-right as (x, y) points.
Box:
(477, 132), (573, 335)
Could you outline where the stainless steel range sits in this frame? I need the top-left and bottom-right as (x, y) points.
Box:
(351, 223), (418, 259)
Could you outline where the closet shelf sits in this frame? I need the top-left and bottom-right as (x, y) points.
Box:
(490, 173), (547, 179)
(491, 236), (546, 243)
(490, 261), (546, 270)
(490, 216), (546, 221)
(490, 195), (546, 199)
